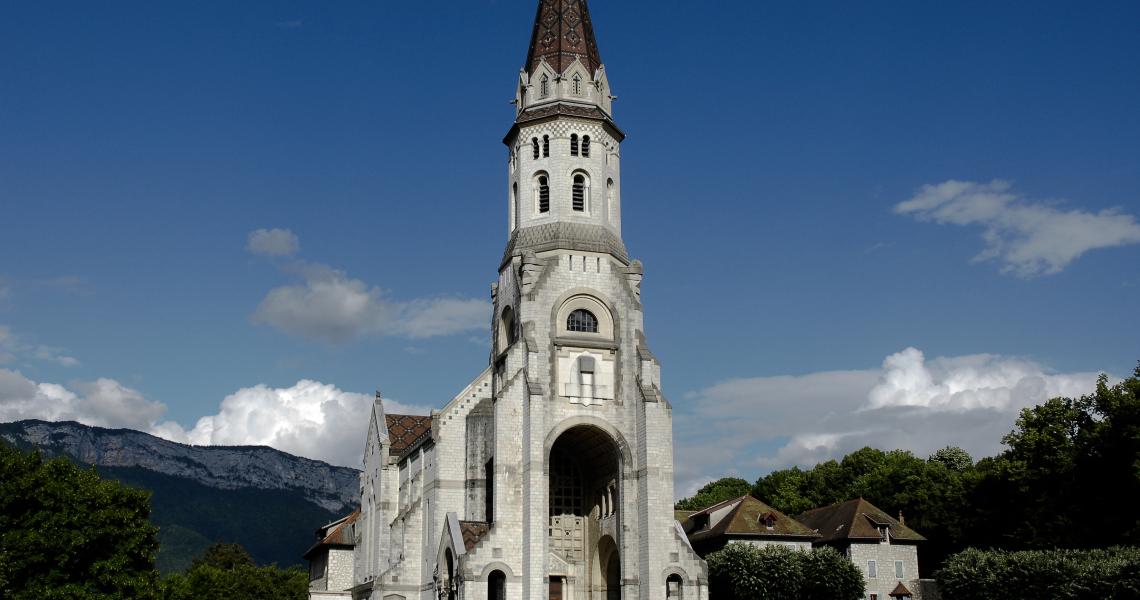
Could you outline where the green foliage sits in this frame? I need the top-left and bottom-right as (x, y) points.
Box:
(676, 477), (753, 510)
(706, 543), (862, 600)
(929, 446), (974, 471)
(938, 547), (1140, 600)
(0, 445), (161, 600)
(162, 543), (308, 600)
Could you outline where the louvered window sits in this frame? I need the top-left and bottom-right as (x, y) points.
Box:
(572, 175), (586, 212)
(572, 74), (582, 95)
(538, 175), (550, 213)
(567, 309), (598, 333)
(582, 135), (590, 157)
(570, 134), (579, 156)
(540, 74), (549, 97)
(532, 138), (539, 159)
(543, 135), (550, 158)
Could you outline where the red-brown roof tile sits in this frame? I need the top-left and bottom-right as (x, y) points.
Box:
(795, 498), (926, 544)
(386, 414), (432, 456)
(525, 0), (602, 76)
(459, 521), (490, 552)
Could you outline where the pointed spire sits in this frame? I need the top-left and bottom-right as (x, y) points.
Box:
(525, 0), (603, 76)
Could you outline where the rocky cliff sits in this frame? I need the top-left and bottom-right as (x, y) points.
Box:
(0, 419), (359, 514)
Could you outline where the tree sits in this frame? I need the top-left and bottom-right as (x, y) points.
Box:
(675, 477), (752, 511)
(706, 543), (863, 600)
(0, 444), (161, 600)
(929, 446), (973, 472)
(162, 543), (307, 600)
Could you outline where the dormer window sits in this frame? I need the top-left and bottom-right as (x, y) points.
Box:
(760, 513), (776, 530)
(878, 525), (890, 543)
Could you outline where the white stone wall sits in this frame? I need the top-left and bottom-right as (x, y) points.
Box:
(327, 547), (355, 592)
(848, 541), (923, 600)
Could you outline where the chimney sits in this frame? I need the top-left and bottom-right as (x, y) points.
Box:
(898, 511), (905, 526)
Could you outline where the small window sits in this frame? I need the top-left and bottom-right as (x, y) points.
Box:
(540, 74), (549, 97)
(532, 138), (539, 159)
(538, 175), (550, 213)
(543, 135), (550, 158)
(582, 135), (590, 157)
(572, 73), (582, 95)
(867, 560), (877, 578)
(567, 309), (598, 333)
(572, 175), (586, 212)
(570, 134), (579, 156)
(895, 560), (904, 578)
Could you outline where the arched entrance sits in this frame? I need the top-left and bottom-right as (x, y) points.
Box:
(548, 425), (621, 599)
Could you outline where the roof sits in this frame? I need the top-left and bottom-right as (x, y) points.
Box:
(385, 414), (433, 457)
(890, 582), (913, 597)
(525, 0), (602, 76)
(683, 495), (821, 543)
(795, 498), (926, 544)
(303, 509), (359, 559)
(501, 222), (629, 267)
(459, 521), (490, 551)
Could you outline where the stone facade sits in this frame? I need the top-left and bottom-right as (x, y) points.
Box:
(848, 541), (922, 600)
(334, 2), (709, 599)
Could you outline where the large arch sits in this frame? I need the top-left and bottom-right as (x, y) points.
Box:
(547, 424), (627, 600)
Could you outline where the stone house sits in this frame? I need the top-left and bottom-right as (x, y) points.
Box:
(677, 495), (820, 556)
(306, 510), (359, 599)
(795, 499), (934, 600)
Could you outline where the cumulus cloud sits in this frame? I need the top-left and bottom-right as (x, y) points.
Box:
(247, 228), (300, 257)
(0, 370), (164, 430)
(674, 347), (1103, 497)
(895, 180), (1140, 277)
(0, 325), (80, 367)
(0, 368), (428, 468)
(253, 262), (488, 343)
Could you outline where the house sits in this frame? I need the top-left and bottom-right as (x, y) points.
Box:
(678, 495), (820, 556)
(796, 499), (934, 600)
(305, 510), (359, 599)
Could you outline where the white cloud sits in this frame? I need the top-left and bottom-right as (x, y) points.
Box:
(895, 179), (1140, 277)
(156, 381), (429, 468)
(675, 347), (1103, 496)
(247, 228), (300, 257)
(0, 370), (164, 430)
(0, 368), (428, 468)
(0, 325), (80, 367)
(253, 262), (488, 343)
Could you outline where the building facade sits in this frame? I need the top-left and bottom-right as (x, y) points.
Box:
(343, 2), (709, 599)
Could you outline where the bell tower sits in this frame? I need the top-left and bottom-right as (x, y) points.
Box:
(486, 1), (710, 598)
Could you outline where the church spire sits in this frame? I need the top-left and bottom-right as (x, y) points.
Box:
(525, 0), (603, 76)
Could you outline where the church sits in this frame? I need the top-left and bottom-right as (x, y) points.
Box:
(306, 2), (709, 598)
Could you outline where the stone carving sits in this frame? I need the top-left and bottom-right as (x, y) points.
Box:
(625, 259), (644, 301)
(519, 251), (546, 296)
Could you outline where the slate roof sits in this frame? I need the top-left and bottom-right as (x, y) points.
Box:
(501, 222), (629, 266)
(459, 521), (490, 551)
(385, 414), (433, 457)
(795, 498), (926, 544)
(525, 0), (602, 76)
(682, 495), (821, 543)
(303, 509), (359, 559)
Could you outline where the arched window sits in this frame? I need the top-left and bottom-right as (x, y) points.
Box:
(666, 574), (684, 599)
(582, 135), (591, 158)
(567, 309), (598, 333)
(540, 74), (549, 97)
(488, 570), (506, 600)
(606, 179), (615, 219)
(572, 73), (582, 95)
(532, 138), (539, 160)
(542, 135), (550, 158)
(510, 183), (518, 231)
(572, 174), (586, 212)
(537, 175), (550, 213)
(570, 134), (579, 156)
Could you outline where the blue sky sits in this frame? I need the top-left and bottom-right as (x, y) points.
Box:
(2, 1), (1138, 493)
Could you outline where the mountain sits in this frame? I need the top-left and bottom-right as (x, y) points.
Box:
(0, 419), (360, 573)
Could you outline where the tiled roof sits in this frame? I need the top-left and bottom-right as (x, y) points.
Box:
(683, 495), (820, 543)
(502, 222), (629, 266)
(517, 103), (610, 124)
(525, 0), (602, 76)
(303, 509), (359, 559)
(385, 414), (433, 456)
(795, 498), (926, 544)
(890, 582), (913, 597)
(459, 521), (490, 551)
